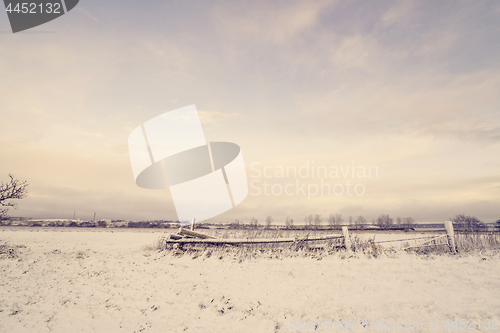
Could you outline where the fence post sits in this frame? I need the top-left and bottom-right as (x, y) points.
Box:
(190, 218), (196, 231)
(342, 226), (351, 252)
(444, 221), (457, 254)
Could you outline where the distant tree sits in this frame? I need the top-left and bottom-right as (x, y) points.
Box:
(304, 214), (314, 229)
(355, 215), (366, 230)
(290, 218), (294, 229)
(496, 217), (500, 230)
(403, 217), (415, 230)
(396, 217), (402, 228)
(376, 214), (393, 229)
(229, 219), (240, 229)
(313, 214), (322, 229)
(97, 220), (107, 228)
(450, 214), (483, 233)
(250, 217), (259, 229)
(327, 214), (335, 229)
(265, 215), (273, 229)
(334, 213), (344, 227)
(285, 216), (292, 229)
(0, 174), (29, 220)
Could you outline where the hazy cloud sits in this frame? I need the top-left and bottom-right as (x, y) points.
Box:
(1, 0), (499, 222)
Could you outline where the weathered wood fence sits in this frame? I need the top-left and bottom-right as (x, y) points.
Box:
(160, 222), (457, 253)
(372, 221), (457, 253)
(160, 227), (350, 250)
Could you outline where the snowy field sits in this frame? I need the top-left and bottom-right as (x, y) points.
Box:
(1, 227), (500, 332)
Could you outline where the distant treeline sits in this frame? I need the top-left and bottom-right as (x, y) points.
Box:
(0, 219), (179, 229)
(2, 213), (499, 232)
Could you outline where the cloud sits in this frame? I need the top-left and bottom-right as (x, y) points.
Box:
(421, 119), (500, 142)
(197, 110), (244, 127)
(1, 0), (499, 223)
(77, 7), (99, 22)
(212, 0), (332, 45)
(329, 34), (379, 70)
(379, 1), (415, 28)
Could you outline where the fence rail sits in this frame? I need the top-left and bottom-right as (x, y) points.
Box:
(374, 235), (444, 244)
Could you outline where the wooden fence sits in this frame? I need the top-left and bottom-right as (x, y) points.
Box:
(160, 222), (457, 253)
(372, 221), (457, 253)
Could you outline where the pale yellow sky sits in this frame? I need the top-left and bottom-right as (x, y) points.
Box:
(1, 0), (499, 223)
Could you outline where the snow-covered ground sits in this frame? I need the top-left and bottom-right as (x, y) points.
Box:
(1, 227), (499, 332)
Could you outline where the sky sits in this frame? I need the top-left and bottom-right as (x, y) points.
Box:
(1, 0), (499, 224)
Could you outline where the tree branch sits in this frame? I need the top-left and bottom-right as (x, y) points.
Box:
(0, 174), (29, 219)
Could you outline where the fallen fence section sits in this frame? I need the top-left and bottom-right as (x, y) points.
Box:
(160, 224), (457, 253)
(178, 228), (216, 239)
(374, 236), (443, 244)
(163, 233), (344, 245)
(400, 235), (448, 251)
(372, 222), (457, 254)
(160, 228), (348, 250)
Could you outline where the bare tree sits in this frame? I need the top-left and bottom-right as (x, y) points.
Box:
(376, 214), (393, 229)
(304, 214), (314, 229)
(0, 174), (29, 220)
(403, 217), (415, 230)
(250, 217), (259, 229)
(334, 213), (343, 227)
(313, 214), (322, 229)
(265, 215), (273, 229)
(229, 219), (240, 229)
(355, 215), (366, 230)
(450, 214), (483, 233)
(327, 214), (335, 229)
(285, 216), (293, 229)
